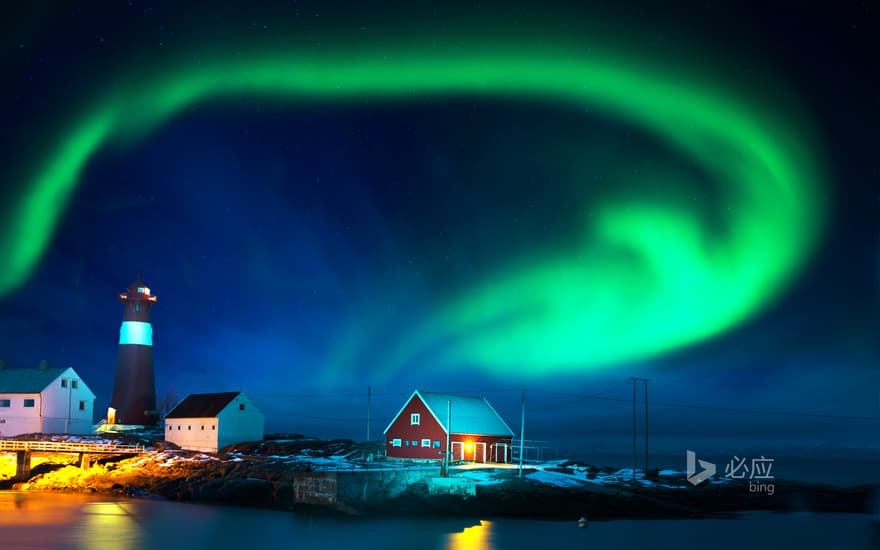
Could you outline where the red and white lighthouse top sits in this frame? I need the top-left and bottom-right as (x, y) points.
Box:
(119, 274), (157, 323)
(119, 274), (158, 304)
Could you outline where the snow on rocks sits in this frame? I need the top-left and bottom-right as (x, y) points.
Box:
(528, 469), (588, 488)
(454, 470), (507, 486)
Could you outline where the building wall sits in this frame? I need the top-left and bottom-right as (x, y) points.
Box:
(216, 393), (264, 450)
(163, 394), (264, 453)
(448, 434), (513, 463)
(385, 395), (449, 461)
(385, 395), (513, 462)
(0, 393), (41, 436)
(40, 368), (95, 434)
(165, 417), (220, 452)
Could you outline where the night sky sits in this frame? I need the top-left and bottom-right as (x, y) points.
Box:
(0, 2), (877, 463)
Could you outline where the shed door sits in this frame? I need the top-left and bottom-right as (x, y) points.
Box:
(474, 442), (486, 463)
(494, 443), (508, 463)
(451, 441), (464, 461)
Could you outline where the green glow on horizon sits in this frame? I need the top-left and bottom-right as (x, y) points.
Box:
(0, 39), (824, 374)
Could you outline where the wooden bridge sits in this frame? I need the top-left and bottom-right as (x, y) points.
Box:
(0, 439), (147, 480)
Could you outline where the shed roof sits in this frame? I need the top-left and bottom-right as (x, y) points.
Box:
(165, 392), (240, 419)
(384, 390), (515, 437)
(0, 367), (68, 393)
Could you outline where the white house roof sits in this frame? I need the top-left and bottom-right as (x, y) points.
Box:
(0, 366), (96, 398)
(384, 390), (515, 437)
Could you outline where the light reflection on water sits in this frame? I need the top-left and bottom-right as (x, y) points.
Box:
(0, 492), (875, 550)
(446, 519), (492, 550)
(0, 491), (78, 526)
(74, 501), (142, 550)
(1, 494), (143, 550)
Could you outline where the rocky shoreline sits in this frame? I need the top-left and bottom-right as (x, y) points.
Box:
(0, 434), (874, 520)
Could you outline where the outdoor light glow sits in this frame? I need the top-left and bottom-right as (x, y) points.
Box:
(119, 321), (153, 347)
(0, 34), (824, 376)
(446, 520), (492, 550)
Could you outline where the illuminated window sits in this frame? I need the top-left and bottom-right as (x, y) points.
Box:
(411, 440), (418, 447)
(72, 380), (78, 389)
(0, 399), (10, 407)
(392, 438), (401, 447)
(23, 399), (35, 408)
(410, 413), (420, 425)
(137, 287), (144, 294)
(79, 401), (85, 411)
(239, 404), (245, 411)
(61, 379), (68, 388)
(421, 439), (430, 448)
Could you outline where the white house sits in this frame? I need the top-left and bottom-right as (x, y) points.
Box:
(0, 364), (96, 436)
(164, 392), (264, 453)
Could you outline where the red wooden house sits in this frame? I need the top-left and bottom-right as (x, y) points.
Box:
(384, 390), (515, 463)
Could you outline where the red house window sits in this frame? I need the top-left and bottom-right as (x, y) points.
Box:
(410, 413), (420, 425)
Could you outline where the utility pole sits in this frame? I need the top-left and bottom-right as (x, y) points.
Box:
(445, 399), (452, 477)
(366, 386), (371, 441)
(630, 377), (649, 480)
(631, 378), (636, 481)
(64, 378), (73, 433)
(518, 389), (526, 479)
(644, 379), (649, 473)
(65, 375), (72, 433)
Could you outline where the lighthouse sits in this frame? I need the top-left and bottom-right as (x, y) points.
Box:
(108, 275), (159, 427)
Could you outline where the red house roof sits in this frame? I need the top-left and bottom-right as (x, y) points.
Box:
(384, 390), (515, 437)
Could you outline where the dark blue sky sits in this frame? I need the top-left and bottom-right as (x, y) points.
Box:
(0, 1), (877, 462)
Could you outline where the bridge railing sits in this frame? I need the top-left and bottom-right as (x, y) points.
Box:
(0, 439), (146, 454)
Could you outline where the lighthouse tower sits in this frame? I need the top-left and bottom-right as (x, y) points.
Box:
(108, 275), (159, 427)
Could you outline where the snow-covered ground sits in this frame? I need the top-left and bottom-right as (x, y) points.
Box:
(453, 470), (507, 486)
(450, 462), (695, 489)
(146, 449), (694, 486)
(2, 432), (727, 491)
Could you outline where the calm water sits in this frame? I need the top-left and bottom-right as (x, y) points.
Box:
(584, 453), (880, 487)
(0, 492), (876, 550)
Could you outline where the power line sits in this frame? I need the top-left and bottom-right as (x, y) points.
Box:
(252, 389), (525, 400)
(529, 389), (880, 422)
(257, 387), (880, 424)
(250, 392), (408, 398)
(530, 381), (630, 413)
(650, 400), (879, 421)
(260, 407), (392, 423)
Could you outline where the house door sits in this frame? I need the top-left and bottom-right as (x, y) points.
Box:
(474, 442), (487, 463)
(451, 441), (464, 461)
(494, 443), (508, 463)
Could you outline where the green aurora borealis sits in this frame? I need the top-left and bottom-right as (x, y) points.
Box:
(0, 39), (825, 376)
